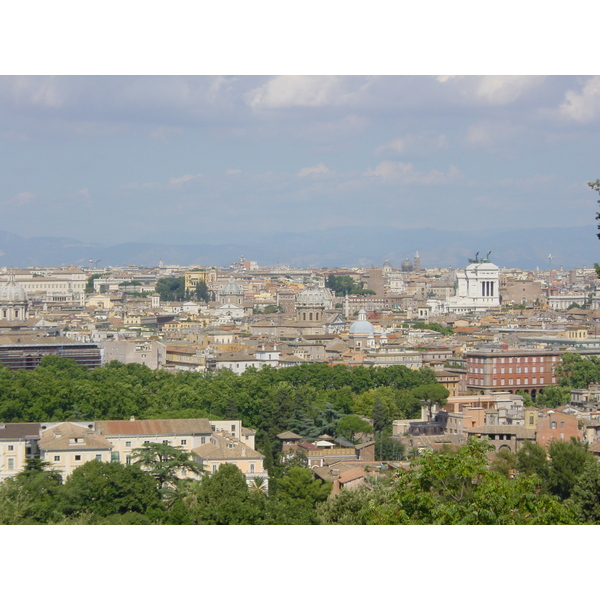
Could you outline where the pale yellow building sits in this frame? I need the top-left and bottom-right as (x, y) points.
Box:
(38, 422), (113, 479)
(192, 431), (267, 484)
(0, 423), (40, 481)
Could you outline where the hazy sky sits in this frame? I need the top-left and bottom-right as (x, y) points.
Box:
(1, 75), (599, 245)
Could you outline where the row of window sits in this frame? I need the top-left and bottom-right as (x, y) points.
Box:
(125, 439), (191, 447)
(470, 356), (558, 364)
(490, 366), (545, 374)
(469, 377), (556, 386)
(52, 454), (102, 462)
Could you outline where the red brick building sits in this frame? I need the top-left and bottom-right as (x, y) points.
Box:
(465, 349), (561, 400)
(535, 410), (582, 448)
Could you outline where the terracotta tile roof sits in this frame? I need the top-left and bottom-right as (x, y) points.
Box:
(277, 431), (303, 440)
(39, 422), (112, 451)
(338, 466), (367, 485)
(96, 418), (212, 437)
(192, 433), (264, 460)
(588, 441), (600, 454)
(468, 425), (536, 438)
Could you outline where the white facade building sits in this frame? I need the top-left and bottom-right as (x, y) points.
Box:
(429, 259), (501, 314)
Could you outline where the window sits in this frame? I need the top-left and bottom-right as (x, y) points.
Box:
(561, 421), (565, 429)
(250, 463), (255, 473)
(551, 421), (557, 429)
(162, 440), (169, 445)
(95, 454), (102, 461)
(75, 455), (82, 461)
(180, 440), (187, 446)
(125, 441), (132, 448)
(54, 455), (60, 462)
(7, 445), (14, 452)
(212, 464), (217, 473)
(126, 454), (132, 465)
(201, 437), (206, 444)
(8, 458), (14, 470)
(529, 415), (534, 425)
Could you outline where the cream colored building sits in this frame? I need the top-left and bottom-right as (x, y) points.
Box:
(0, 423), (40, 481)
(38, 422), (113, 478)
(0, 417), (264, 486)
(95, 418), (215, 466)
(192, 431), (267, 484)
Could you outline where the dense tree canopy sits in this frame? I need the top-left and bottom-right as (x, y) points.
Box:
(325, 275), (375, 296)
(155, 277), (186, 301)
(554, 352), (600, 388)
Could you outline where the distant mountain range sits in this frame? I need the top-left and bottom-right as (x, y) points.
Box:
(0, 226), (597, 270)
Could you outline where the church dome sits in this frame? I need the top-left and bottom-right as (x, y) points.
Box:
(0, 275), (28, 303)
(296, 285), (326, 307)
(349, 309), (375, 335)
(221, 277), (243, 294)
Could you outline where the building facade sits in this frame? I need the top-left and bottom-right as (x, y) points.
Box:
(465, 349), (561, 399)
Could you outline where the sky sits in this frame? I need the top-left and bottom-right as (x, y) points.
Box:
(1, 74), (599, 247)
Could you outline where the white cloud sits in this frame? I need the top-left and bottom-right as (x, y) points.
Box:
(10, 76), (65, 108)
(3, 192), (36, 206)
(244, 76), (373, 109)
(364, 161), (462, 184)
(377, 133), (448, 154)
(226, 168), (242, 175)
(471, 76), (544, 105)
(559, 76), (600, 122)
(297, 163), (330, 177)
(465, 120), (520, 147)
(169, 173), (203, 186)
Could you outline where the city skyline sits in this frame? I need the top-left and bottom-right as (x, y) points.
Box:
(1, 76), (599, 254)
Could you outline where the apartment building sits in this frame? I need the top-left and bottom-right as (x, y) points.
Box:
(466, 349), (561, 399)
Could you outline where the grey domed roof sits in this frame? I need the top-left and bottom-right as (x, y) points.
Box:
(349, 309), (374, 335)
(221, 277), (243, 294)
(0, 274), (28, 303)
(296, 285), (326, 306)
